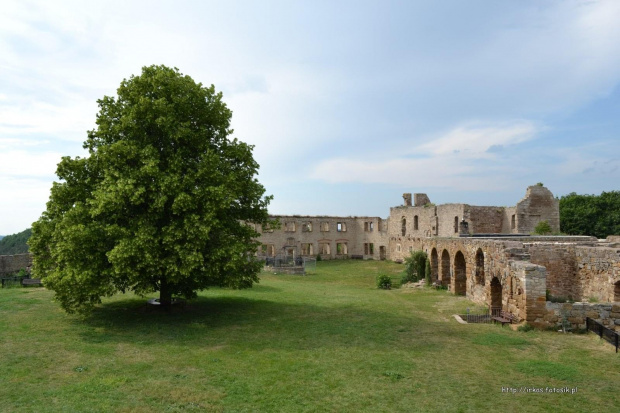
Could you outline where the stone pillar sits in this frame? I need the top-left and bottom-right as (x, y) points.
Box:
(403, 193), (412, 206)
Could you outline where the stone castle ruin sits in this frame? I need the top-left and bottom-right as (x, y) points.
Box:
(2, 185), (618, 331)
(257, 185), (620, 331)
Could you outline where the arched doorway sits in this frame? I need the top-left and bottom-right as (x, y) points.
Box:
(454, 251), (466, 295)
(441, 249), (450, 286)
(491, 277), (502, 316)
(475, 248), (485, 285)
(430, 248), (438, 283)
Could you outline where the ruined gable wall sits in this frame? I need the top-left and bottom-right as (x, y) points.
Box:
(515, 185), (560, 233)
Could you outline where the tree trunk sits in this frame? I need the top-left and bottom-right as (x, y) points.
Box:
(159, 279), (173, 309)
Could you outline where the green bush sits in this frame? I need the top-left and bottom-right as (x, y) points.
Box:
(402, 250), (427, 284)
(376, 274), (392, 290)
(533, 220), (552, 235)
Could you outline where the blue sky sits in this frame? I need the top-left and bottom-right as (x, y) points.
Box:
(1, 0), (619, 235)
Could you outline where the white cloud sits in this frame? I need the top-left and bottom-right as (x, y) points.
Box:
(416, 121), (538, 157)
(311, 120), (540, 190)
(0, 150), (63, 178)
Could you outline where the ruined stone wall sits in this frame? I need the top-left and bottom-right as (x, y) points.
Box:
(575, 246), (620, 302)
(543, 302), (620, 332)
(515, 185), (560, 233)
(467, 206), (505, 234)
(526, 243), (620, 302)
(257, 216), (388, 260)
(0, 253), (33, 276)
(435, 204), (465, 237)
(503, 206), (517, 234)
(527, 243), (578, 299)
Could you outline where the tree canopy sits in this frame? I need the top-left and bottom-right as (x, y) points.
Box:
(0, 228), (31, 255)
(29, 65), (272, 313)
(559, 191), (620, 239)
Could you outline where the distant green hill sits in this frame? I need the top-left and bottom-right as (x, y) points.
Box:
(0, 229), (31, 255)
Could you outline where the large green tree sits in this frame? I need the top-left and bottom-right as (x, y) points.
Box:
(29, 65), (272, 313)
(559, 191), (620, 238)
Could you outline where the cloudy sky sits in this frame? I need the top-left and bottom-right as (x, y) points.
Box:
(1, 0), (620, 235)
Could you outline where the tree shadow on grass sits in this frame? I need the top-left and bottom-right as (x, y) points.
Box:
(74, 294), (447, 352)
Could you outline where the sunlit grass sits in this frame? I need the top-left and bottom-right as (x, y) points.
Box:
(1, 260), (618, 412)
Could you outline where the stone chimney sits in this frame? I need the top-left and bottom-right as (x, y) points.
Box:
(403, 193), (412, 206)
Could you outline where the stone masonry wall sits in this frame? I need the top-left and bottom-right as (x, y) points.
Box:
(527, 243), (578, 299)
(543, 302), (620, 332)
(575, 246), (620, 302)
(467, 206), (505, 234)
(0, 254), (33, 276)
(256, 216), (388, 260)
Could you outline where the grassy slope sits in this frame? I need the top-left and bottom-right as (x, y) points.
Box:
(1, 260), (618, 412)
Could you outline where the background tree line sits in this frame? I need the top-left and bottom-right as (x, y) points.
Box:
(559, 191), (620, 239)
(0, 229), (32, 255)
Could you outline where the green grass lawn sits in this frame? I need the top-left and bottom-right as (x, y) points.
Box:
(1, 260), (618, 412)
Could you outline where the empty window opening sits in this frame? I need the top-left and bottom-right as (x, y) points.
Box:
(301, 243), (314, 256)
(401, 217), (407, 236)
(364, 221), (375, 232)
(364, 243), (375, 255)
(336, 243), (348, 255)
(285, 222), (296, 232)
(511, 214), (516, 230)
(337, 222), (347, 232)
(319, 242), (331, 255)
(302, 222), (313, 232)
(320, 222), (330, 232)
(262, 223), (274, 233)
(414, 215), (419, 230)
(397, 244), (401, 252)
(260, 244), (275, 257)
(615, 280), (620, 301)
(475, 248), (485, 285)
(454, 216), (459, 233)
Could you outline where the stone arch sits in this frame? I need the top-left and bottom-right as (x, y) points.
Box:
(441, 249), (451, 286)
(490, 277), (502, 315)
(430, 248), (438, 282)
(475, 248), (485, 285)
(615, 280), (620, 301)
(454, 251), (466, 295)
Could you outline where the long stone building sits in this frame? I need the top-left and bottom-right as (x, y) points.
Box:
(257, 185), (620, 331)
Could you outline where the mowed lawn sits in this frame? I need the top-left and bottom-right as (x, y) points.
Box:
(1, 260), (619, 412)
